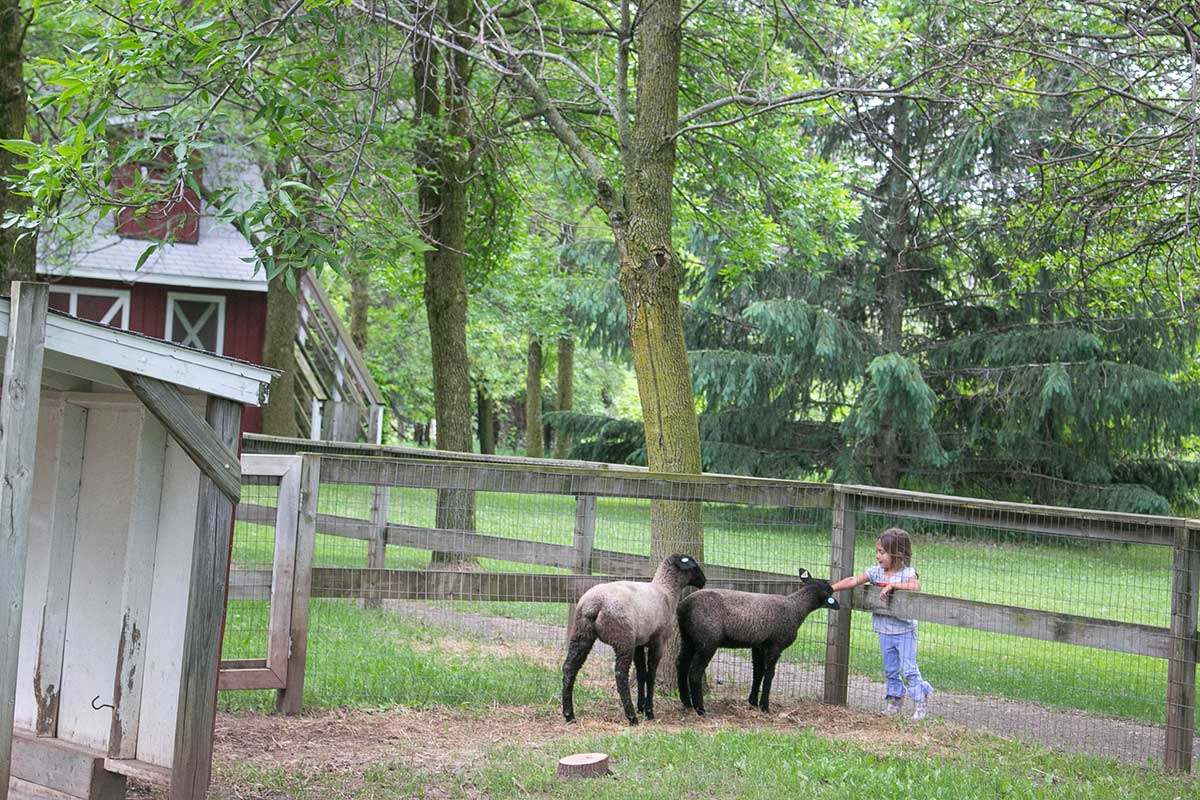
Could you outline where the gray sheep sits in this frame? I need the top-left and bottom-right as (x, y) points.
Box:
(676, 569), (839, 715)
(562, 553), (707, 725)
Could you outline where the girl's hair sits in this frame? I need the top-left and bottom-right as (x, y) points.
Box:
(877, 527), (913, 571)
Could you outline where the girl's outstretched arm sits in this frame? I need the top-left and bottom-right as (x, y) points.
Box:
(830, 573), (869, 593)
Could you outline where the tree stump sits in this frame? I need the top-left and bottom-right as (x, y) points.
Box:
(556, 752), (610, 778)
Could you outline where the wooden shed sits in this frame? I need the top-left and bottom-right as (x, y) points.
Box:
(0, 283), (275, 800)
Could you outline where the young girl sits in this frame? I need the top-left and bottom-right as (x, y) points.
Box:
(830, 527), (933, 720)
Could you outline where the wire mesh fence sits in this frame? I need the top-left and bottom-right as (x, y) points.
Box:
(223, 440), (1199, 772)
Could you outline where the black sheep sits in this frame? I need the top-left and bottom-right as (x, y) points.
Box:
(676, 569), (839, 715)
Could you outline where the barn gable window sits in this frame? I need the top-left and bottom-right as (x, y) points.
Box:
(48, 287), (130, 329)
(111, 151), (202, 244)
(166, 292), (225, 354)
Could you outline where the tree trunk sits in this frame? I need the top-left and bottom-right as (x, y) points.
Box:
(414, 0), (476, 560)
(873, 96), (911, 489)
(349, 264), (370, 353)
(0, 0), (34, 283)
(477, 384), (495, 454)
(553, 334), (574, 458)
(525, 334), (543, 458)
(619, 0), (701, 692)
(261, 271), (302, 438)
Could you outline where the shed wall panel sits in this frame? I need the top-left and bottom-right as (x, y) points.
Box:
(136, 435), (201, 767)
(14, 400), (65, 731)
(56, 406), (141, 751)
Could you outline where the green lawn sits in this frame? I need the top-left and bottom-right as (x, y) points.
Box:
(211, 723), (1200, 800)
(225, 482), (1182, 725)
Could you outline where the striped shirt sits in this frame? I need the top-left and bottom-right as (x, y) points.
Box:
(866, 564), (918, 634)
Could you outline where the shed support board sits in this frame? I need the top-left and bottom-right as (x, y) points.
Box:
(1, 283), (50, 800)
(108, 411), (168, 759)
(169, 397), (241, 800)
(34, 403), (87, 738)
(117, 370), (241, 502)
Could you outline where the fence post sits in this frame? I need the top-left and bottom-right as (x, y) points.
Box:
(276, 454), (320, 715)
(823, 488), (855, 706)
(365, 486), (390, 609)
(1165, 524), (1200, 773)
(566, 495), (597, 638)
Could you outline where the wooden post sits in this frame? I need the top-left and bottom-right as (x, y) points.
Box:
(565, 495), (597, 638)
(35, 402), (87, 737)
(823, 489), (855, 706)
(1165, 524), (1200, 773)
(276, 453), (319, 715)
(108, 410), (168, 759)
(170, 396), (241, 800)
(0, 282), (49, 800)
(365, 486), (390, 609)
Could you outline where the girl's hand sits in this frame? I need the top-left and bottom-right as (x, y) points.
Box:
(879, 583), (893, 599)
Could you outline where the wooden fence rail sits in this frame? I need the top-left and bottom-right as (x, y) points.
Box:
(229, 448), (1200, 773)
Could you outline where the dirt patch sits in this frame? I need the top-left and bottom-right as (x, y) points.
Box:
(210, 699), (952, 780)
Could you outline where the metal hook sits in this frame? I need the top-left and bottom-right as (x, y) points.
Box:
(91, 695), (113, 711)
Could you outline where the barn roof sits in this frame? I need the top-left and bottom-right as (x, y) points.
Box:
(0, 297), (275, 406)
(37, 147), (269, 293)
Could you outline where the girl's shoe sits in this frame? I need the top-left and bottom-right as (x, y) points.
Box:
(911, 701), (928, 721)
(882, 696), (903, 716)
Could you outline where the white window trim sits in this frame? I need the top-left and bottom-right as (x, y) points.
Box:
(165, 291), (226, 355)
(48, 286), (131, 329)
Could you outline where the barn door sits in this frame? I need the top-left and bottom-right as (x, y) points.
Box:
(218, 454), (303, 690)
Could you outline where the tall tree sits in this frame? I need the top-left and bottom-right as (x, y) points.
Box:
(0, 0), (33, 282)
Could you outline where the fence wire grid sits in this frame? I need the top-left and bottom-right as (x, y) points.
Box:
(223, 441), (1200, 772)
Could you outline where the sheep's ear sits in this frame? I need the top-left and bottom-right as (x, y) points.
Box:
(798, 569), (810, 581)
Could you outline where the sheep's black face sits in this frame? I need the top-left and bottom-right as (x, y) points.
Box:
(672, 554), (707, 589)
(799, 568), (839, 610)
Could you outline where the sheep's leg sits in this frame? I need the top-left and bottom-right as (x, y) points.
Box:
(677, 637), (695, 708)
(634, 645), (648, 714)
(642, 639), (663, 720)
(614, 647), (639, 725)
(688, 645), (719, 716)
(561, 628), (596, 723)
(748, 646), (765, 708)
(759, 647), (785, 713)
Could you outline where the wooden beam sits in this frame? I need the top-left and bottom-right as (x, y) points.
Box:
(275, 455), (319, 716)
(1165, 525), (1200, 773)
(34, 402), (87, 737)
(170, 396), (241, 800)
(118, 370), (241, 502)
(108, 410), (168, 759)
(566, 495), (597, 637)
(10, 731), (124, 800)
(1, 282), (49, 800)
(317, 455), (832, 509)
(851, 586), (1172, 660)
(823, 490), (855, 705)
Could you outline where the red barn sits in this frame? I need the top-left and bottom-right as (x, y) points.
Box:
(36, 149), (383, 441)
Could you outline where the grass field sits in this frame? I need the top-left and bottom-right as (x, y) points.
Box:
(223, 481), (1182, 726)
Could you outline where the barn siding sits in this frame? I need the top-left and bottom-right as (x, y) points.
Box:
(38, 277), (268, 433)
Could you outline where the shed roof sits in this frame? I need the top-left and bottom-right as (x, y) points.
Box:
(0, 298), (275, 406)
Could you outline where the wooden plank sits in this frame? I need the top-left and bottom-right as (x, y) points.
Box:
(823, 490), (855, 705)
(276, 455), (319, 716)
(33, 403), (87, 737)
(365, 486), (390, 609)
(170, 396), (241, 800)
(103, 757), (171, 787)
(851, 586), (1172, 659)
(844, 484), (1178, 546)
(317, 455), (833, 509)
(566, 495), (597, 637)
(1165, 525), (1200, 773)
(216, 668), (285, 692)
(1, 282), (49, 800)
(118, 371), (241, 501)
(266, 458), (301, 686)
(10, 731), (124, 800)
(108, 411), (168, 759)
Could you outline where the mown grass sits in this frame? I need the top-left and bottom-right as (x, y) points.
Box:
(212, 725), (1200, 800)
(218, 599), (601, 714)
(226, 482), (1182, 724)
